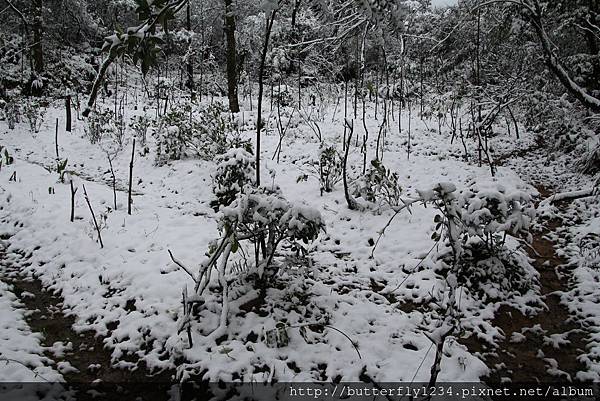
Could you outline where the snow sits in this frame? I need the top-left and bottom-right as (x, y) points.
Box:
(0, 83), (547, 384)
(0, 280), (62, 382)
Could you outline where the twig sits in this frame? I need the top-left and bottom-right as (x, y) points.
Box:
(168, 249), (196, 280)
(0, 357), (51, 383)
(288, 322), (362, 359)
(69, 179), (78, 222)
(128, 139), (135, 215)
(82, 184), (103, 248)
(371, 197), (421, 257)
(107, 154), (117, 210)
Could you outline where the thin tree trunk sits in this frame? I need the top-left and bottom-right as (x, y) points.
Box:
(65, 96), (72, 132)
(186, 2), (195, 98)
(256, 9), (277, 187)
(128, 139), (135, 215)
(291, 0), (301, 29)
(83, 184), (103, 249)
(70, 180), (77, 223)
(31, 0), (44, 75)
(224, 0), (240, 112)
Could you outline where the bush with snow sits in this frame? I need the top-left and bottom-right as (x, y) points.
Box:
(422, 183), (537, 300)
(5, 97), (21, 130)
(22, 98), (46, 133)
(84, 108), (114, 144)
(176, 186), (325, 347)
(354, 159), (402, 208)
(298, 144), (343, 195)
(154, 102), (249, 165)
(272, 84), (293, 107)
(220, 186), (325, 282)
(211, 148), (256, 211)
(129, 114), (153, 155)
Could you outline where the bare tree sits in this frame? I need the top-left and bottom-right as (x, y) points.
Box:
(224, 0), (240, 112)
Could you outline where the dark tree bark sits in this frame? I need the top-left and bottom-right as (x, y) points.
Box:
(65, 96), (72, 132)
(31, 0), (44, 74)
(185, 2), (195, 98)
(128, 139), (135, 215)
(527, 5), (600, 112)
(291, 0), (301, 29)
(256, 9), (277, 187)
(224, 0), (240, 112)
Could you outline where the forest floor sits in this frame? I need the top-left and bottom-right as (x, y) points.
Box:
(1, 90), (599, 397)
(462, 184), (588, 383)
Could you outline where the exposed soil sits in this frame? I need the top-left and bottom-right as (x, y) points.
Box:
(0, 242), (176, 401)
(462, 185), (589, 385)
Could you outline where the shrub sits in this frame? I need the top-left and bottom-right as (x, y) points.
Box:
(85, 109), (114, 144)
(5, 98), (20, 130)
(354, 159), (402, 208)
(423, 183), (536, 300)
(211, 148), (255, 211)
(317, 145), (343, 194)
(273, 84), (293, 107)
(154, 104), (194, 164)
(176, 186), (325, 345)
(22, 98), (46, 133)
(298, 144), (343, 195)
(129, 115), (153, 155)
(220, 187), (325, 282)
(154, 102), (249, 165)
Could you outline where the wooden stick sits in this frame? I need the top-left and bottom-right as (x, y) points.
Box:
(107, 154), (117, 210)
(54, 118), (59, 161)
(65, 96), (72, 132)
(82, 184), (103, 248)
(128, 139), (135, 215)
(70, 179), (78, 222)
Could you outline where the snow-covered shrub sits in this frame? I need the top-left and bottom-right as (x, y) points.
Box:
(579, 233), (600, 270)
(195, 102), (234, 156)
(423, 183), (536, 299)
(175, 186), (325, 346)
(22, 98), (46, 133)
(460, 185), (535, 249)
(220, 187), (325, 282)
(0, 145), (14, 170)
(354, 159), (402, 208)
(154, 102), (245, 165)
(272, 84), (293, 107)
(211, 148), (255, 211)
(154, 107), (190, 164)
(317, 146), (343, 194)
(113, 111), (126, 147)
(84, 109), (114, 144)
(5, 98), (20, 130)
(523, 90), (593, 160)
(129, 115), (153, 155)
(576, 142), (600, 175)
(47, 53), (96, 94)
(299, 145), (343, 195)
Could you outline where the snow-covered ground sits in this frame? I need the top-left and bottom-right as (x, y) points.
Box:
(0, 278), (61, 382)
(0, 89), (590, 384)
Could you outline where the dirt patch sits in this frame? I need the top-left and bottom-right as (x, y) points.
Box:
(463, 187), (589, 383)
(0, 243), (177, 400)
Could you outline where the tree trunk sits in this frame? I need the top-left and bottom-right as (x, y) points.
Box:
(291, 0), (301, 30)
(256, 10), (277, 187)
(31, 0), (44, 75)
(186, 2), (195, 98)
(224, 0), (240, 112)
(526, 1), (600, 112)
(65, 96), (72, 132)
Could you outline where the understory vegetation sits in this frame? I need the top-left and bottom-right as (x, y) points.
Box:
(1, 0), (600, 392)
